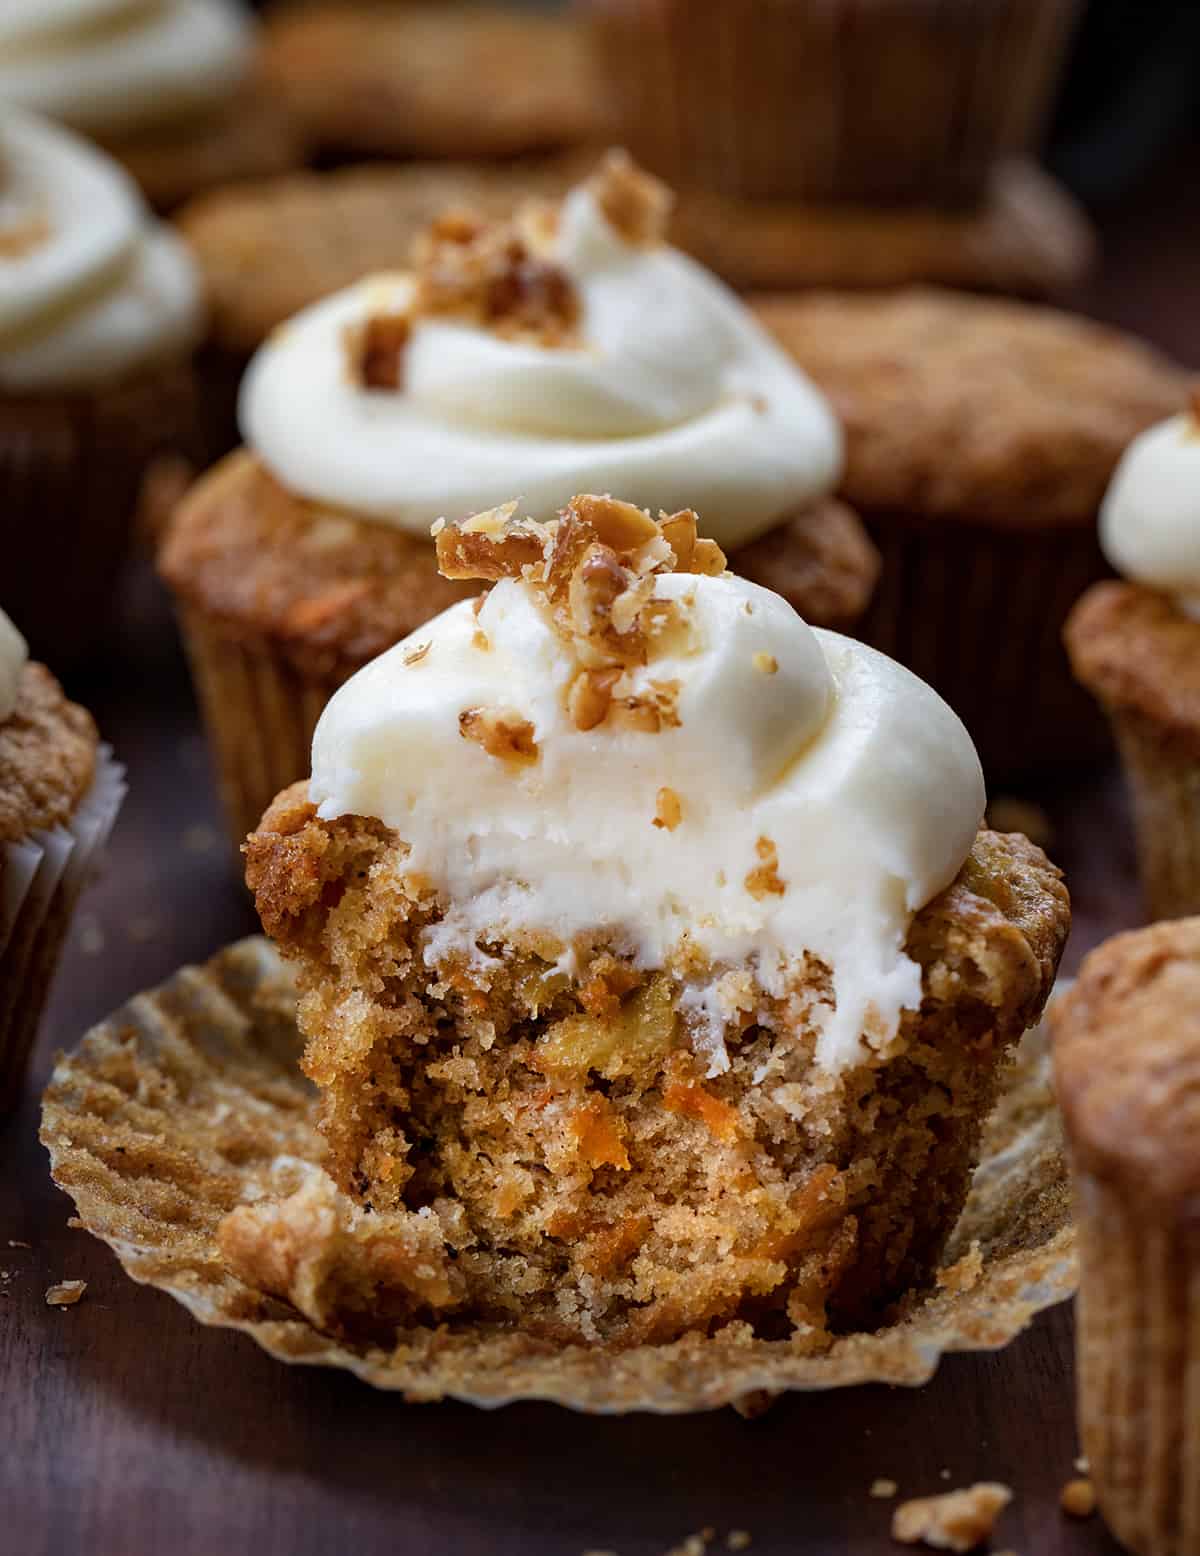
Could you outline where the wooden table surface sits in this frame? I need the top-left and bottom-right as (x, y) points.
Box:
(4, 149), (1197, 1556)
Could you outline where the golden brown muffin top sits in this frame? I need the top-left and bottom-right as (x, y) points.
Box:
(753, 288), (1187, 528)
(0, 663), (98, 847)
(1064, 580), (1200, 755)
(1052, 919), (1200, 1212)
(158, 451), (478, 680)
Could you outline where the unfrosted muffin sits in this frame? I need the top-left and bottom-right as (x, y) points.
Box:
(1, 109), (204, 665)
(161, 155), (877, 849)
(755, 288), (1188, 776)
(581, 0), (1079, 206)
(228, 495), (1069, 1349)
(259, 2), (601, 164)
(1051, 920), (1200, 1556)
(1065, 396), (1200, 921)
(0, 611), (125, 1109)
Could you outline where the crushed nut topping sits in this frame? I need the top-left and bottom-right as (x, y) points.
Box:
(753, 652), (778, 675)
(587, 148), (672, 247)
(892, 1484), (1012, 1551)
(402, 641), (431, 667)
(436, 494), (727, 733)
(458, 707), (539, 765)
(745, 836), (786, 900)
(344, 310), (410, 390)
(654, 786), (682, 831)
(0, 209), (52, 259)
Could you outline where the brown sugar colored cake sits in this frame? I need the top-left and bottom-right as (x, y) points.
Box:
(229, 495), (1069, 1348)
(0, 610), (125, 1108)
(1051, 921), (1200, 1556)
(1066, 398), (1200, 922)
(162, 155), (878, 850)
(258, 3), (602, 164)
(754, 287), (1188, 776)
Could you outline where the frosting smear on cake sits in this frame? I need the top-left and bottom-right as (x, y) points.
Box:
(311, 497), (984, 1073)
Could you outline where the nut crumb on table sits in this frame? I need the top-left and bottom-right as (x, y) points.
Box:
(1060, 1479), (1096, 1518)
(891, 1483), (1012, 1551)
(45, 1280), (87, 1307)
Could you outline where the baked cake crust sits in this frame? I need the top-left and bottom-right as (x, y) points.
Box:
(0, 664), (97, 847)
(754, 288), (1186, 527)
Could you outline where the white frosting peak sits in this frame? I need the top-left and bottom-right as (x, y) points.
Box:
(0, 0), (252, 138)
(311, 565), (984, 1075)
(241, 179), (841, 551)
(0, 610), (29, 723)
(0, 109), (203, 392)
(1100, 407), (1200, 617)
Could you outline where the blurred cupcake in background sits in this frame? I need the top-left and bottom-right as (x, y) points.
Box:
(159, 154), (877, 849)
(0, 609), (125, 1109)
(580, 0), (1092, 295)
(0, 0), (305, 210)
(1065, 394), (1200, 921)
(1, 108), (204, 666)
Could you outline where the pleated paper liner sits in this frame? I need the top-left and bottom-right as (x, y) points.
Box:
(1110, 710), (1200, 922)
(1, 749), (126, 1108)
(41, 939), (1076, 1414)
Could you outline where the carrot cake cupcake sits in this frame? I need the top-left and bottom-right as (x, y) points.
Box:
(1051, 920), (1200, 1556)
(755, 288), (1187, 775)
(1065, 396), (1200, 920)
(0, 609), (125, 1109)
(258, 3), (601, 164)
(0, 0), (304, 211)
(2, 107), (204, 665)
(226, 494), (1069, 1347)
(160, 155), (877, 848)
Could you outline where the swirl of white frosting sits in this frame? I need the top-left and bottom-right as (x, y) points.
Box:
(241, 183), (842, 552)
(0, 609), (29, 723)
(0, 0), (252, 138)
(311, 569), (984, 1074)
(1100, 406), (1200, 619)
(0, 109), (203, 392)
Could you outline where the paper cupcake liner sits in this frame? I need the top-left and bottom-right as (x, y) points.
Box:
(1108, 712), (1200, 922)
(177, 606), (345, 850)
(41, 938), (1076, 1413)
(861, 515), (1110, 778)
(3, 361), (199, 668)
(1, 749), (126, 1109)
(1074, 1177), (1200, 1554)
(584, 0), (1080, 205)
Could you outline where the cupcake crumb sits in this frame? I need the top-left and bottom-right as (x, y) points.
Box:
(892, 1483), (1012, 1550)
(1073, 1456), (1089, 1474)
(727, 1535), (752, 1551)
(871, 1480), (899, 1499)
(1060, 1479), (1096, 1518)
(45, 1280), (87, 1307)
(653, 787), (682, 831)
(936, 1241), (983, 1294)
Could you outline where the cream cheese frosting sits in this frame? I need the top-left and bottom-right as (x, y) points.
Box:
(0, 108), (203, 392)
(1100, 402), (1200, 619)
(0, 0), (252, 139)
(310, 510), (983, 1075)
(241, 173), (842, 552)
(0, 609), (29, 723)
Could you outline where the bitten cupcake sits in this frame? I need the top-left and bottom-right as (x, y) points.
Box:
(160, 155), (878, 849)
(581, 0), (1079, 204)
(227, 495), (1069, 1348)
(1065, 396), (1200, 921)
(0, 609), (125, 1109)
(0, 0), (304, 211)
(1, 108), (204, 665)
(1051, 921), (1200, 1556)
(756, 288), (1187, 776)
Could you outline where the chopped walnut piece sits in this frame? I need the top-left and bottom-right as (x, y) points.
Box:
(892, 1483), (1012, 1551)
(753, 653), (778, 675)
(745, 837), (786, 900)
(659, 508), (698, 571)
(568, 667), (620, 732)
(436, 507), (546, 581)
(588, 149), (672, 246)
(935, 1241), (984, 1294)
(45, 1280), (87, 1307)
(654, 786), (682, 830)
(693, 537), (727, 576)
(345, 309), (411, 390)
(1059, 1480), (1096, 1518)
(402, 641), (431, 667)
(458, 707), (539, 765)
(570, 492), (661, 551)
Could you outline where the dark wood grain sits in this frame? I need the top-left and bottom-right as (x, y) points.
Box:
(3, 148), (1196, 1556)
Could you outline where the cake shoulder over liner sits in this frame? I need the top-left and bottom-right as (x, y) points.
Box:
(236, 498), (1068, 1348)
